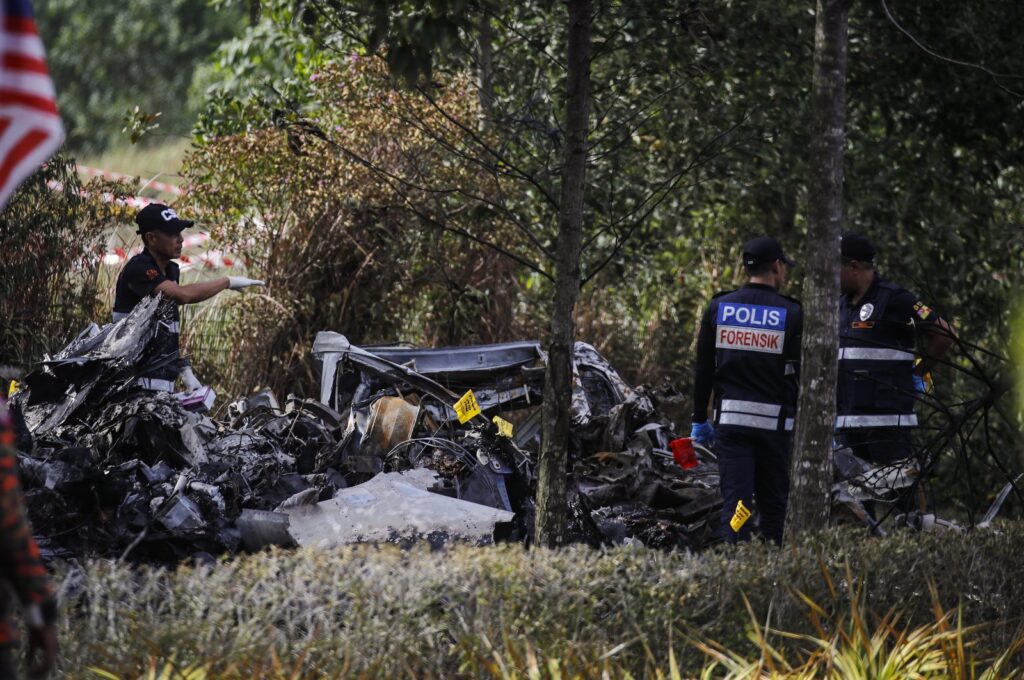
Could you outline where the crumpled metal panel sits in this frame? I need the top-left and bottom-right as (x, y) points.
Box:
(313, 332), (460, 410)
(284, 470), (514, 547)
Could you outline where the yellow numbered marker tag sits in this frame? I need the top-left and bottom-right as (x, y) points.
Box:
(729, 499), (752, 533)
(454, 389), (482, 424)
(492, 416), (514, 438)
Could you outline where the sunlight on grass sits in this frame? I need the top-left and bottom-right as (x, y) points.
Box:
(76, 139), (192, 190)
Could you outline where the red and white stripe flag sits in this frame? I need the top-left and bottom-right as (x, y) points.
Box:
(0, 0), (63, 209)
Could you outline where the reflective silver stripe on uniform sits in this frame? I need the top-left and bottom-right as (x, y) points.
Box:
(112, 311), (128, 322)
(784, 418), (794, 431)
(137, 378), (175, 392)
(835, 413), (918, 428)
(784, 363), (796, 375)
(838, 347), (915, 361)
(720, 399), (781, 417)
(718, 413), (779, 430)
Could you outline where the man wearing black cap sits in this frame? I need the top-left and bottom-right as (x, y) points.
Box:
(690, 235), (803, 544)
(837, 233), (954, 472)
(112, 203), (264, 395)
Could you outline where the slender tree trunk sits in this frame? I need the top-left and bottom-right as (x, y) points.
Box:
(535, 0), (592, 548)
(476, 12), (495, 131)
(785, 0), (849, 538)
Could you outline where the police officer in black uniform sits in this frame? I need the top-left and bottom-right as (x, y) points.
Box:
(837, 233), (954, 468)
(113, 203), (264, 394)
(690, 236), (803, 544)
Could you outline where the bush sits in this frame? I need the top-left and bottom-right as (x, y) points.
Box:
(56, 523), (1024, 677)
(182, 56), (533, 399)
(0, 156), (129, 370)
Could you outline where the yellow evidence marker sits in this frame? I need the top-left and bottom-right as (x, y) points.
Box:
(730, 499), (752, 533)
(454, 389), (482, 424)
(492, 416), (514, 438)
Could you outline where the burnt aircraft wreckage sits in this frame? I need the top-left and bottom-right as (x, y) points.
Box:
(10, 297), (983, 562)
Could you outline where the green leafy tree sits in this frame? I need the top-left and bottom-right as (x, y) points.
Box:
(36, 0), (243, 152)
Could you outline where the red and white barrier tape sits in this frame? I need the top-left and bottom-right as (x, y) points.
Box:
(102, 237), (237, 272)
(47, 179), (243, 272)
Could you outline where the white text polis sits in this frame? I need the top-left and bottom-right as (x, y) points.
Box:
(715, 303), (787, 354)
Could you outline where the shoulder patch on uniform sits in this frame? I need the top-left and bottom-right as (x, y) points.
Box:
(145, 268), (159, 280)
(913, 301), (933, 320)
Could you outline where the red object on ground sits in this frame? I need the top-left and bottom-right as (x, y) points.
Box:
(669, 437), (698, 470)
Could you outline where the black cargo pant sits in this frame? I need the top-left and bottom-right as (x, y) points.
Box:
(716, 426), (791, 545)
(837, 428), (913, 465)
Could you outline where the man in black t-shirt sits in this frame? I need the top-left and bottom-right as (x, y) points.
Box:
(836, 233), (955, 468)
(113, 203), (264, 395)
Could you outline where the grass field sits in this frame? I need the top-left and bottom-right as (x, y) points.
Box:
(76, 138), (192, 188)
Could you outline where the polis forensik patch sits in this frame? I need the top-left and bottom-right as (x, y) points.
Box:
(715, 302), (786, 354)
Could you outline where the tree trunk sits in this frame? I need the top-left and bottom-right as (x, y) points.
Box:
(476, 12), (495, 131)
(535, 0), (592, 548)
(785, 0), (849, 538)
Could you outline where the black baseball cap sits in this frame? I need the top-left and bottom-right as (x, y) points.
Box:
(840, 232), (876, 263)
(742, 235), (795, 267)
(135, 203), (194, 235)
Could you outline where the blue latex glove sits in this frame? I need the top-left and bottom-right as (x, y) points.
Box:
(691, 421), (715, 446)
(913, 375), (927, 394)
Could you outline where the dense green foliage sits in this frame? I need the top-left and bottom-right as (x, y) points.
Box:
(35, 0), (243, 152)
(58, 525), (1024, 676)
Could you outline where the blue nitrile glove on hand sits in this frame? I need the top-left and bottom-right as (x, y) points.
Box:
(691, 421), (715, 446)
(913, 374), (928, 394)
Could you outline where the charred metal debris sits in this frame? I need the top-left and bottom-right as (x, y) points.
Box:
(10, 300), (722, 562)
(13, 299), (981, 562)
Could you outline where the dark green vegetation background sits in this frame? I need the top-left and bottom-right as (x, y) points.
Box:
(7, 0), (1022, 522)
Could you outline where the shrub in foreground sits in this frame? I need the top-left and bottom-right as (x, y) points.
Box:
(56, 524), (1024, 678)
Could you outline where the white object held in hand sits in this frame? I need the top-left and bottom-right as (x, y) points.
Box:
(228, 276), (265, 291)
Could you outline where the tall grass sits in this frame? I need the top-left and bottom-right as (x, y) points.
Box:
(52, 525), (1024, 678)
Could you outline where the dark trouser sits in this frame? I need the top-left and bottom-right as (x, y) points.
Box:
(716, 426), (791, 545)
(837, 428), (913, 466)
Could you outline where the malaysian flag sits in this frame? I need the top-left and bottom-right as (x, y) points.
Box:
(0, 0), (62, 209)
